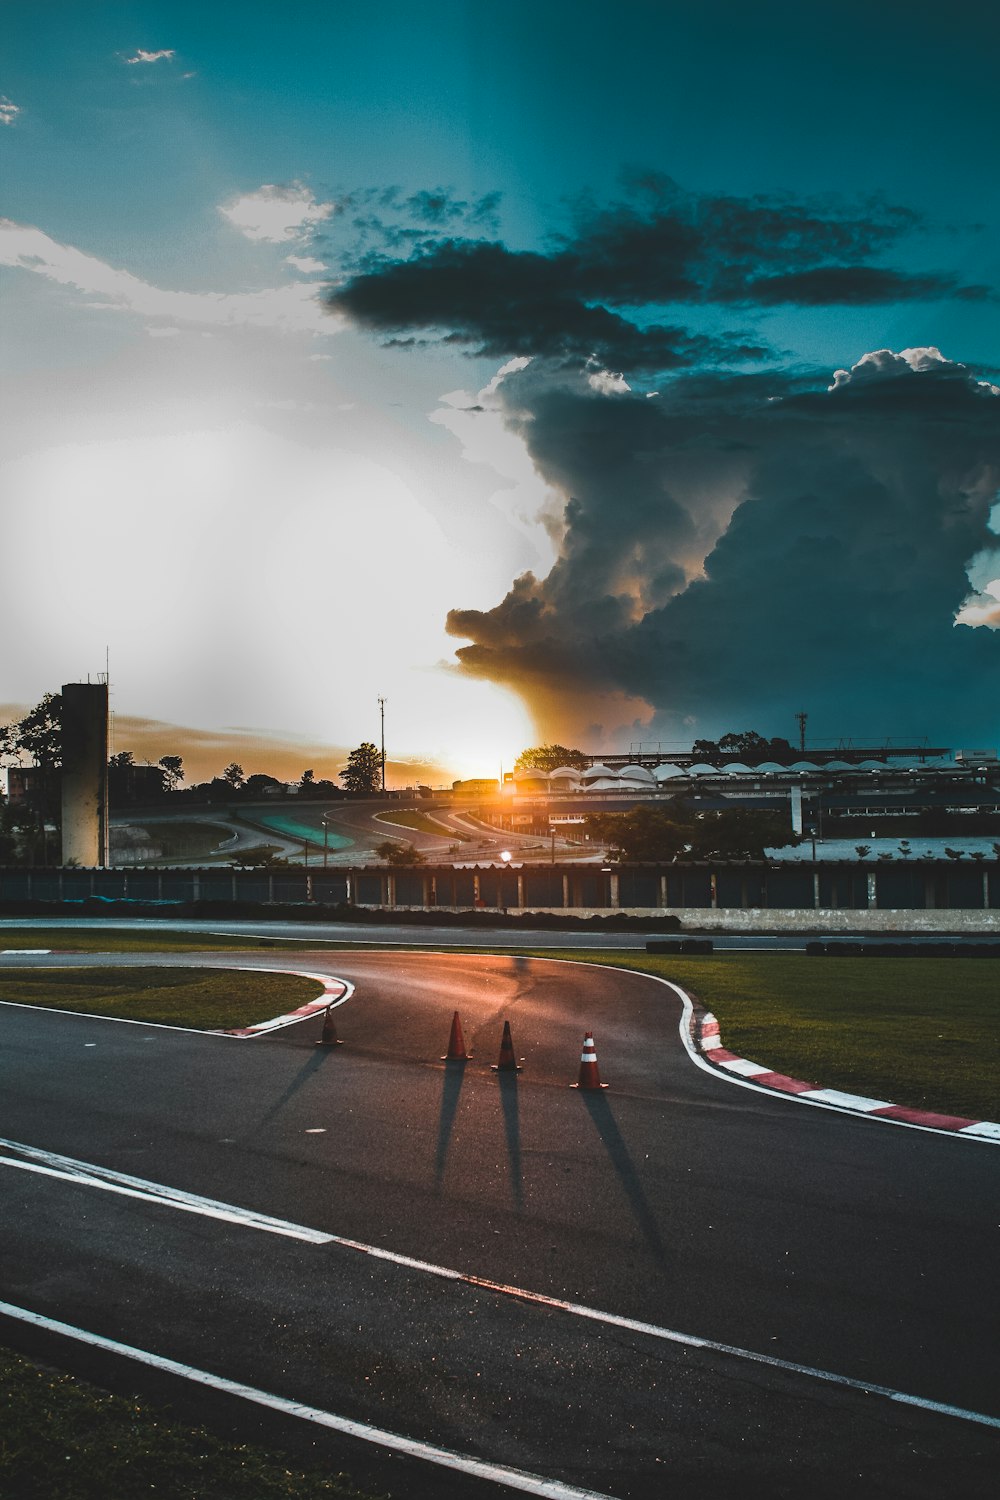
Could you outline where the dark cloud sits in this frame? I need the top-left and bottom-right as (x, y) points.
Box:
(325, 177), (988, 373)
(330, 239), (758, 371)
(746, 267), (992, 305)
(446, 352), (1000, 744)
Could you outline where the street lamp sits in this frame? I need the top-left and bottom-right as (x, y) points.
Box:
(321, 812), (334, 869)
(500, 850), (512, 864)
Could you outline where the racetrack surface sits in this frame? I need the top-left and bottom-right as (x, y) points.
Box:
(1, 949), (997, 1498)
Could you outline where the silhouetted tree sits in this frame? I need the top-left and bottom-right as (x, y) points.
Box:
(373, 840), (425, 865)
(514, 744), (589, 772)
(340, 742), (381, 794)
(222, 762), (245, 789)
(158, 755), (184, 792)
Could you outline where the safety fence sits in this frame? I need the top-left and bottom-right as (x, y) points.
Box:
(1, 860), (998, 911)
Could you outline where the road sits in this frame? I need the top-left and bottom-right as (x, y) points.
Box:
(1, 946), (997, 1498)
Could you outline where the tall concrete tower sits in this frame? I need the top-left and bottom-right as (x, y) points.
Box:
(61, 681), (108, 867)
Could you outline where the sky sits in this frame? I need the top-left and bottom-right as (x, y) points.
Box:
(2, 0), (999, 783)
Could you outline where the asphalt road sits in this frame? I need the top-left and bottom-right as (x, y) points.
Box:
(1, 947), (998, 1498)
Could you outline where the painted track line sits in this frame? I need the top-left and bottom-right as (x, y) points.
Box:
(0, 967), (353, 1039)
(0, 1300), (617, 1500)
(3, 1136), (997, 1433)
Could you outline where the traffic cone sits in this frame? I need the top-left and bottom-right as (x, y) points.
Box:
(490, 1019), (522, 1072)
(441, 1010), (471, 1061)
(571, 1032), (608, 1089)
(315, 1008), (344, 1047)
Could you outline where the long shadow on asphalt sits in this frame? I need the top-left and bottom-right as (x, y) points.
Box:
(581, 1091), (666, 1259)
(434, 1061), (468, 1185)
(258, 1049), (329, 1123)
(497, 1073), (524, 1208)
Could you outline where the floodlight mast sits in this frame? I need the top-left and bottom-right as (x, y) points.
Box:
(378, 696), (386, 792)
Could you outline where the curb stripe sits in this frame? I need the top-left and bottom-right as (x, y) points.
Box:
(692, 1007), (1000, 1141)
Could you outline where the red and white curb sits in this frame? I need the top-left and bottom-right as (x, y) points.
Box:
(692, 1007), (1000, 1143)
(212, 972), (352, 1037)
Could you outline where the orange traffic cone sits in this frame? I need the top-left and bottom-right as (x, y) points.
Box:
(571, 1032), (608, 1089)
(315, 1008), (344, 1047)
(490, 1019), (522, 1072)
(441, 1010), (471, 1061)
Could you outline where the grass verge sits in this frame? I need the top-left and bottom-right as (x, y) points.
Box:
(529, 950), (1000, 1121)
(372, 809), (465, 839)
(0, 968), (323, 1030)
(0, 928), (327, 953)
(0, 1348), (378, 1500)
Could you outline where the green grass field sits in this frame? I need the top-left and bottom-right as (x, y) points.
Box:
(538, 950), (1000, 1120)
(0, 928), (321, 953)
(0, 1350), (377, 1500)
(0, 967), (322, 1030)
(372, 809), (465, 838)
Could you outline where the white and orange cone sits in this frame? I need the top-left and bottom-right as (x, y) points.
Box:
(571, 1031), (608, 1089)
(315, 1008), (344, 1047)
(441, 1009), (471, 1061)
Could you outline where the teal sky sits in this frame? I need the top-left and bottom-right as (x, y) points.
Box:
(3, 2), (999, 775)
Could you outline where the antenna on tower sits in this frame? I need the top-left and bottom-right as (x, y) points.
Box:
(795, 710), (808, 753)
(378, 696), (386, 792)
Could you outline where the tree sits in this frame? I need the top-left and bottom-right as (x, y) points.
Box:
(855, 845), (871, 860)
(514, 744), (590, 772)
(222, 762), (245, 789)
(1, 693), (63, 823)
(244, 772), (283, 797)
(373, 840), (425, 866)
(687, 809), (796, 860)
(340, 742), (382, 794)
(0, 693), (63, 772)
(587, 807), (695, 862)
(159, 755), (184, 792)
(589, 803), (796, 862)
(691, 730), (795, 764)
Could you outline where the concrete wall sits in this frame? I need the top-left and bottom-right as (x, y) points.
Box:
(60, 682), (108, 868)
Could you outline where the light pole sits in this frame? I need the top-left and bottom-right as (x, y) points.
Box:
(378, 696), (386, 793)
(321, 812), (333, 869)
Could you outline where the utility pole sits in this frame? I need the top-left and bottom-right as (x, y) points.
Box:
(795, 710), (808, 753)
(378, 696), (386, 793)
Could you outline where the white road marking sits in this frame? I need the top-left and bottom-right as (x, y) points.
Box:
(0, 1139), (333, 1244)
(2, 1134), (997, 1431)
(0, 967), (352, 1039)
(0, 1300), (617, 1500)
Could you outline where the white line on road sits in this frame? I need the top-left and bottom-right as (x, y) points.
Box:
(2, 1135), (997, 1432)
(0, 1299), (618, 1500)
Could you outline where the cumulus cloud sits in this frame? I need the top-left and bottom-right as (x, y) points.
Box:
(123, 49), (176, 65)
(0, 218), (338, 336)
(219, 184), (334, 244)
(444, 353), (1000, 745)
(0, 97), (21, 126)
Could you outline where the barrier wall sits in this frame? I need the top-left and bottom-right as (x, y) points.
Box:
(1, 860), (998, 911)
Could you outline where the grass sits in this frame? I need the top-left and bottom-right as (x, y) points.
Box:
(0, 929), (328, 953)
(372, 810), (465, 839)
(0, 968), (323, 1030)
(533, 950), (1000, 1120)
(0, 1348), (379, 1500)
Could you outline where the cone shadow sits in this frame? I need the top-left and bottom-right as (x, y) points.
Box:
(498, 1072), (524, 1209)
(434, 1062), (467, 1184)
(581, 1092), (665, 1260)
(259, 1050), (328, 1124)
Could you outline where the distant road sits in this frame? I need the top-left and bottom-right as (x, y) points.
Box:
(1, 946), (996, 1497)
